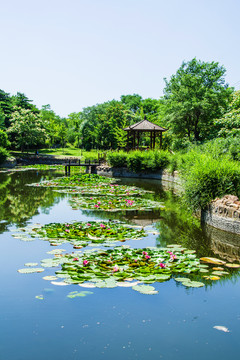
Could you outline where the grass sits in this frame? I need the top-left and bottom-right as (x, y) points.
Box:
(10, 148), (102, 159)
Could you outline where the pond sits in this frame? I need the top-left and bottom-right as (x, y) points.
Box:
(1, 169), (240, 360)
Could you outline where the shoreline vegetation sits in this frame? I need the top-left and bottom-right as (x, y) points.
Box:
(2, 142), (240, 213)
(0, 59), (239, 227)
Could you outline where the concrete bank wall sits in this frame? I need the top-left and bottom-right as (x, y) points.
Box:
(97, 166), (240, 236)
(96, 166), (181, 185)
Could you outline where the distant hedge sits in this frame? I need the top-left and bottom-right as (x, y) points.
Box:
(107, 150), (170, 172)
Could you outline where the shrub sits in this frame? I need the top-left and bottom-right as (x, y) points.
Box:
(107, 151), (128, 167)
(126, 151), (145, 172)
(181, 153), (240, 210)
(0, 147), (9, 164)
(0, 130), (10, 148)
(126, 150), (170, 173)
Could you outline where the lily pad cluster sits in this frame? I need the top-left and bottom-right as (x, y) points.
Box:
(55, 246), (205, 286)
(28, 174), (116, 188)
(69, 196), (163, 212)
(54, 183), (152, 197)
(18, 245), (240, 293)
(29, 221), (146, 247)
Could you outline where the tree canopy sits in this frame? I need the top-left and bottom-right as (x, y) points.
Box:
(163, 58), (233, 143)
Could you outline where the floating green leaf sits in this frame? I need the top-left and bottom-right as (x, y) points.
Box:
(18, 268), (44, 274)
(25, 262), (38, 267)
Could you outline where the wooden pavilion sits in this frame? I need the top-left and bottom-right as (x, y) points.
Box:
(124, 118), (167, 151)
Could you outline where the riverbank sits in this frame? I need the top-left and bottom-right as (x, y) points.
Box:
(97, 165), (240, 236)
(1, 158), (240, 235)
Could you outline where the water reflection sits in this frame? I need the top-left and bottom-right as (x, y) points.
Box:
(0, 170), (64, 231)
(1, 170), (240, 262)
(119, 177), (240, 261)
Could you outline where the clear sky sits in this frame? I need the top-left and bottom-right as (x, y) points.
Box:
(0, 0), (239, 117)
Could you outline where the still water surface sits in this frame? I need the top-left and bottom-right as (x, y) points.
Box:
(0, 170), (240, 360)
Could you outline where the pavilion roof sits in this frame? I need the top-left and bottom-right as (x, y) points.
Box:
(124, 119), (167, 132)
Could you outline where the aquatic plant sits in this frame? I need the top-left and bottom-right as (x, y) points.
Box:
(69, 196), (163, 211)
(29, 221), (146, 247)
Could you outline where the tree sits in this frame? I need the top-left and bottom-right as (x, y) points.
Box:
(163, 58), (233, 142)
(120, 94), (142, 113)
(0, 89), (13, 128)
(7, 107), (47, 151)
(40, 105), (64, 148)
(214, 90), (240, 138)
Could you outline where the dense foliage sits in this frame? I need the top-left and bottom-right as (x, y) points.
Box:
(163, 58), (233, 146)
(0, 58), (239, 154)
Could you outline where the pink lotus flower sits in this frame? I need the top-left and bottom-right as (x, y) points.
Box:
(90, 197), (93, 200)
(65, 229), (70, 233)
(142, 251), (148, 256)
(97, 201), (101, 205)
(83, 260), (89, 266)
(159, 263), (166, 268)
(167, 251), (173, 255)
(94, 205), (99, 208)
(100, 223), (106, 228)
(113, 265), (119, 272)
(73, 257), (79, 261)
(87, 223), (91, 226)
(170, 254), (176, 260)
(145, 255), (151, 260)
(134, 259), (138, 262)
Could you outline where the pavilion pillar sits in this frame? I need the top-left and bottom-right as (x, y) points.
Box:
(160, 131), (162, 149)
(133, 132), (136, 150)
(137, 131), (140, 150)
(153, 131), (156, 149)
(150, 132), (152, 149)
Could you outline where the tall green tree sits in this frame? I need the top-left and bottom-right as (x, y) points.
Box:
(163, 58), (233, 143)
(7, 107), (47, 151)
(0, 89), (13, 128)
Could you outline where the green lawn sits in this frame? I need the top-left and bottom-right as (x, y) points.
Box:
(11, 148), (104, 159)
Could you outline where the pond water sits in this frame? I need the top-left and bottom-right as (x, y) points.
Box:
(1, 169), (240, 360)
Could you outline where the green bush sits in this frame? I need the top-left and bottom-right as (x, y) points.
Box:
(126, 152), (145, 172)
(106, 151), (128, 167)
(181, 153), (240, 210)
(126, 150), (170, 173)
(0, 147), (9, 164)
(0, 130), (10, 148)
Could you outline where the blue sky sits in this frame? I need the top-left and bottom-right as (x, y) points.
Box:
(0, 0), (239, 117)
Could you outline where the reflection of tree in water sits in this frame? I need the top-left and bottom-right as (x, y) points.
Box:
(81, 208), (162, 226)
(0, 170), (65, 230)
(155, 193), (214, 257)
(0, 174), (11, 207)
(155, 192), (240, 262)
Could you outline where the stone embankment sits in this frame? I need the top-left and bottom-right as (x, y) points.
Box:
(202, 195), (240, 235)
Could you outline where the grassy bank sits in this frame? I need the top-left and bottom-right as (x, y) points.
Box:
(106, 146), (240, 211)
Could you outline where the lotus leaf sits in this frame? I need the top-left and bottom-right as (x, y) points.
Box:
(25, 262), (38, 267)
(200, 257), (226, 265)
(225, 263), (240, 268)
(18, 268), (44, 274)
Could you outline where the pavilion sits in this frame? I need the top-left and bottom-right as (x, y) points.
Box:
(124, 118), (167, 151)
